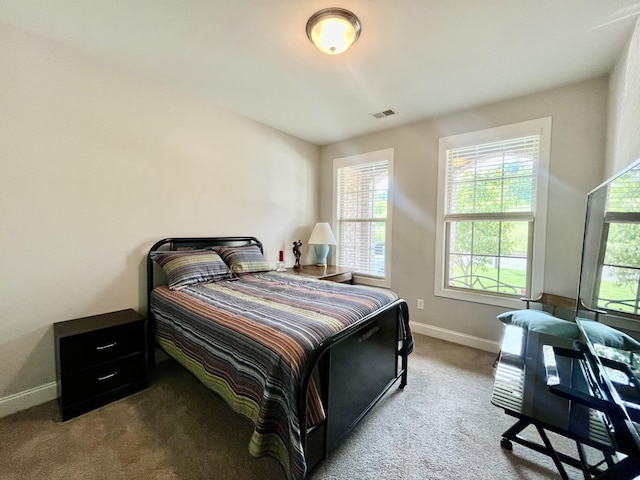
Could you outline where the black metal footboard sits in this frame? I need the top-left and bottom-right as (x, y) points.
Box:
(300, 299), (410, 477)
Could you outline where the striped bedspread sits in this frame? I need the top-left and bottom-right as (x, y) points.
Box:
(150, 272), (401, 479)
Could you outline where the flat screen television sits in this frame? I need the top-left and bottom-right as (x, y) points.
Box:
(573, 158), (640, 467)
(577, 159), (640, 331)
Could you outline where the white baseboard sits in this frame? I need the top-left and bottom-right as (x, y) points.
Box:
(0, 382), (57, 419)
(410, 321), (501, 354)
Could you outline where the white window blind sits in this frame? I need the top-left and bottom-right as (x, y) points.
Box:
(606, 165), (640, 213)
(336, 159), (389, 277)
(445, 135), (539, 218)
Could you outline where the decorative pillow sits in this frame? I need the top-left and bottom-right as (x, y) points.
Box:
(579, 320), (640, 351)
(497, 309), (580, 338)
(150, 249), (230, 290)
(214, 244), (272, 274)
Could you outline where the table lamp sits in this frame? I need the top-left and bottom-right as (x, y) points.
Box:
(308, 222), (337, 267)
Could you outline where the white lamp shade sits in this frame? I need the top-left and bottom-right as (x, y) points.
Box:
(308, 222), (337, 245)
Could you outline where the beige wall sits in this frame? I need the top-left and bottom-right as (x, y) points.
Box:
(3, 18), (636, 414)
(320, 77), (609, 350)
(607, 18), (640, 177)
(0, 23), (319, 406)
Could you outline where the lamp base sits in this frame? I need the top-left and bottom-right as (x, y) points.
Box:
(312, 244), (330, 267)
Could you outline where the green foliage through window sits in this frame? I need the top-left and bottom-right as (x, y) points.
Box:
(597, 221), (640, 314)
(444, 135), (539, 297)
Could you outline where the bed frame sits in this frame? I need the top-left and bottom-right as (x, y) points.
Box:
(146, 236), (411, 478)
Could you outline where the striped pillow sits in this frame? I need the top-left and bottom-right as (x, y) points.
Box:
(151, 249), (230, 290)
(214, 244), (272, 274)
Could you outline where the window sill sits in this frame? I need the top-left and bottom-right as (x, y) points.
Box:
(353, 274), (390, 289)
(434, 286), (525, 310)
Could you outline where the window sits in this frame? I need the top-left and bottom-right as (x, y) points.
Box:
(595, 167), (640, 314)
(333, 148), (393, 288)
(598, 216), (640, 314)
(435, 118), (551, 308)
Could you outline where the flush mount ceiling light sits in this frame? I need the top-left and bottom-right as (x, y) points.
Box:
(306, 8), (361, 55)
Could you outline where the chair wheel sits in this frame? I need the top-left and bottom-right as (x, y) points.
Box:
(500, 438), (513, 450)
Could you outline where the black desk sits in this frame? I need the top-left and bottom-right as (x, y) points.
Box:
(492, 325), (640, 479)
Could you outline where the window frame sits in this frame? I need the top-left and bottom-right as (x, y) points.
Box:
(595, 212), (640, 315)
(434, 117), (552, 309)
(333, 148), (394, 288)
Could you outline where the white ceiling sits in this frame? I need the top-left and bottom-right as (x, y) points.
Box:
(1, 1), (639, 145)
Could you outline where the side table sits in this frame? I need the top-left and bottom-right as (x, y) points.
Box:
(54, 309), (148, 421)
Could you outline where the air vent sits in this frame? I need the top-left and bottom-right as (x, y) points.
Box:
(370, 109), (397, 119)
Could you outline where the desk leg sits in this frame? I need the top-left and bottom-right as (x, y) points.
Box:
(534, 424), (569, 480)
(576, 442), (620, 479)
(499, 417), (577, 480)
(576, 443), (592, 480)
(500, 418), (529, 450)
(501, 418), (623, 479)
(593, 455), (640, 480)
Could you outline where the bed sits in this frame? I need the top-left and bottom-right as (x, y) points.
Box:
(146, 237), (412, 479)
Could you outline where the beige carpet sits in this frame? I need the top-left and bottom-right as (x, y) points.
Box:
(0, 334), (593, 479)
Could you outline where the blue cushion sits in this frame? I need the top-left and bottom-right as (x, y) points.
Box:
(497, 309), (580, 338)
(579, 320), (640, 351)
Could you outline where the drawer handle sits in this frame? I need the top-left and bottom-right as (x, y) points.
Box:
(97, 371), (118, 381)
(96, 342), (118, 351)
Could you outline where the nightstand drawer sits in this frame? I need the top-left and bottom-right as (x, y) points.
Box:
(60, 321), (145, 372)
(61, 353), (146, 406)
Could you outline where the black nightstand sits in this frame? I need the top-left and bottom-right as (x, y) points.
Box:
(54, 309), (147, 421)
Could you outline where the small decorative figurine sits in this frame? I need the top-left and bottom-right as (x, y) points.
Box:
(292, 240), (303, 269)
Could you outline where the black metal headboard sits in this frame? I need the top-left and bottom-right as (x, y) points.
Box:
(146, 236), (262, 303)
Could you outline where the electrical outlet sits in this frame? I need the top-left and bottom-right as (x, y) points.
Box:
(417, 299), (424, 310)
